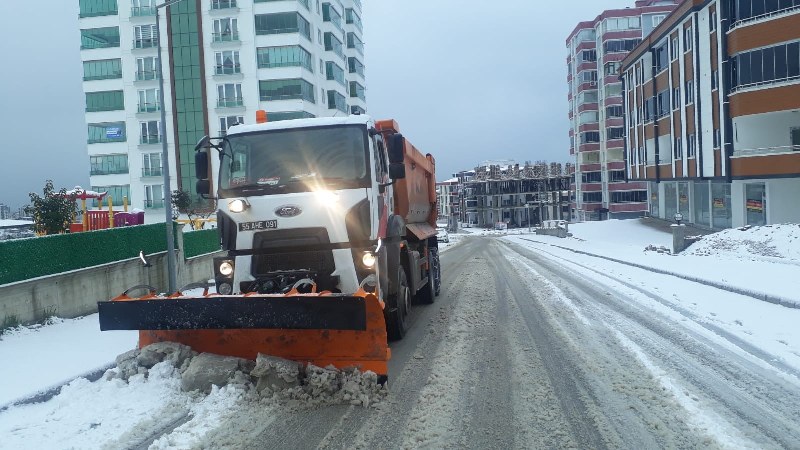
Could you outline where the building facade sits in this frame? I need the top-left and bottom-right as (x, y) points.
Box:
(435, 178), (459, 225)
(621, 0), (800, 228)
(566, 0), (679, 221)
(78, 0), (366, 222)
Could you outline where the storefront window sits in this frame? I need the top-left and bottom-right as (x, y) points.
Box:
(711, 182), (731, 229)
(678, 182), (690, 219)
(693, 181), (710, 226)
(745, 183), (766, 226)
(649, 182), (659, 218)
(664, 182), (677, 221)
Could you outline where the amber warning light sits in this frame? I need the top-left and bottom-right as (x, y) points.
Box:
(256, 110), (268, 124)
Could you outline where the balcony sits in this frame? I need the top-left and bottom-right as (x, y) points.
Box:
(211, 0), (237, 10)
(217, 97), (243, 108)
(133, 39), (157, 49)
(135, 70), (158, 81)
(137, 102), (160, 113)
(142, 167), (163, 177)
(131, 6), (155, 16)
(90, 168), (128, 176)
(140, 135), (161, 145)
(215, 64), (241, 75)
(144, 199), (164, 209)
(212, 32), (240, 43)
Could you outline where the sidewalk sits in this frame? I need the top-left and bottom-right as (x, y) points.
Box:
(638, 216), (716, 236)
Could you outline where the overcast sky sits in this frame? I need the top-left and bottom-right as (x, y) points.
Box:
(0, 0), (627, 210)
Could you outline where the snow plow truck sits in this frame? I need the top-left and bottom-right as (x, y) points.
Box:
(98, 113), (441, 379)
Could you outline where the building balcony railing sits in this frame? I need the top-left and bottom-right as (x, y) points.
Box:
(211, 0), (237, 10)
(215, 64), (241, 75)
(144, 199), (164, 209)
(133, 39), (157, 49)
(212, 32), (240, 43)
(131, 6), (156, 16)
(135, 70), (158, 81)
(733, 144), (800, 158)
(140, 135), (161, 145)
(142, 168), (163, 177)
(217, 97), (243, 108)
(90, 168), (128, 176)
(138, 102), (160, 113)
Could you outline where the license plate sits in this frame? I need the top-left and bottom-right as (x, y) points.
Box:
(238, 220), (278, 232)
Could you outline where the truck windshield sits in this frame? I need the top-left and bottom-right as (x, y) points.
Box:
(218, 124), (370, 196)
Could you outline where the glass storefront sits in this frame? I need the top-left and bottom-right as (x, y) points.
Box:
(649, 182), (659, 218)
(711, 182), (731, 229)
(678, 182), (691, 219)
(745, 183), (766, 226)
(664, 182), (677, 221)
(693, 181), (710, 227)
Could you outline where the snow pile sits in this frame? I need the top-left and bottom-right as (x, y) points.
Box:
(683, 224), (800, 262)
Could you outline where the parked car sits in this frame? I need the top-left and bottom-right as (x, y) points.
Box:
(437, 227), (450, 243)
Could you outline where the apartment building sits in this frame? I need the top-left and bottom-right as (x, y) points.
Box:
(78, 0), (366, 222)
(435, 178), (459, 224)
(621, 0), (800, 228)
(566, 0), (679, 221)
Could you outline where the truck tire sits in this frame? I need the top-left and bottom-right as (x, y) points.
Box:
(415, 244), (437, 305)
(385, 266), (410, 341)
(431, 247), (441, 297)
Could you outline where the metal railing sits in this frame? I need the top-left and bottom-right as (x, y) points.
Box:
(731, 74), (800, 94)
(140, 135), (161, 144)
(729, 5), (800, 31)
(133, 38), (157, 49)
(214, 64), (241, 75)
(131, 6), (156, 16)
(137, 102), (161, 113)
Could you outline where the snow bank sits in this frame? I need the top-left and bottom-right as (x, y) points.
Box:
(683, 224), (800, 262)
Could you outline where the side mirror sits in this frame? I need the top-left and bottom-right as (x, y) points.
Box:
(388, 162), (406, 180)
(387, 133), (405, 163)
(196, 179), (211, 196)
(195, 135), (211, 152)
(195, 150), (209, 180)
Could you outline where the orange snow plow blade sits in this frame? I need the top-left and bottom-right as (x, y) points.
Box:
(98, 286), (390, 375)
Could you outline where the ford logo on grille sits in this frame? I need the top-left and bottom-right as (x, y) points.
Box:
(276, 205), (302, 217)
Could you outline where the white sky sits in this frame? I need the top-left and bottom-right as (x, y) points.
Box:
(0, 0), (629, 209)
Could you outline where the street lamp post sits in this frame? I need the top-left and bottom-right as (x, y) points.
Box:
(155, 0), (186, 293)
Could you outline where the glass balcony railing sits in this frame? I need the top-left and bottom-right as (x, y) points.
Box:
(144, 199), (164, 209)
(211, 0), (237, 10)
(131, 6), (156, 16)
(215, 64), (241, 75)
(142, 167), (163, 177)
(217, 97), (243, 108)
(137, 102), (161, 113)
(140, 135), (161, 145)
(133, 38), (157, 49)
(135, 70), (158, 81)
(212, 32), (239, 43)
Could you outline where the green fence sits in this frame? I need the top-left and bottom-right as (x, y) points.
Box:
(0, 224), (167, 286)
(183, 228), (221, 258)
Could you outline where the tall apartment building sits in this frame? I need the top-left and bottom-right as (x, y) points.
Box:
(78, 0), (366, 222)
(0, 203), (10, 220)
(566, 0), (678, 221)
(621, 0), (800, 228)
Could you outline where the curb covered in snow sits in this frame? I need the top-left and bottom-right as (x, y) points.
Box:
(517, 238), (800, 310)
(0, 363), (115, 412)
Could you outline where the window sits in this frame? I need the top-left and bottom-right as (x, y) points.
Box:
(635, 65), (644, 84)
(581, 172), (602, 183)
(139, 120), (161, 144)
(674, 136), (683, 158)
(644, 97), (656, 121)
(673, 86), (681, 108)
(607, 127), (625, 140)
(671, 36), (679, 60)
(656, 89), (670, 118)
(211, 0), (236, 10)
(581, 132), (600, 144)
(579, 111), (598, 124)
(133, 25), (157, 49)
(652, 15), (666, 27)
(687, 134), (697, 157)
(255, 13), (311, 40)
(345, 8), (362, 31)
(604, 39), (642, 53)
(259, 78), (315, 102)
(605, 62), (622, 76)
(607, 105), (624, 117)
(609, 170), (626, 182)
(268, 111), (315, 121)
(349, 81), (366, 101)
(605, 83), (622, 98)
(142, 153), (162, 177)
(83, 59), (122, 81)
(326, 61), (346, 85)
(135, 57), (159, 81)
(322, 3), (343, 31)
(212, 18), (239, 42)
(257, 46), (313, 72)
(710, 10), (717, 31)
(318, 29), (322, 44)
(85, 90), (124, 112)
(712, 69), (719, 90)
(348, 56), (365, 77)
(654, 42), (669, 72)
(132, 0), (155, 16)
(137, 88), (160, 112)
(577, 91), (598, 104)
(733, 0), (799, 23)
(327, 90), (347, 112)
(611, 190), (647, 203)
(734, 42), (800, 89)
(684, 26), (693, 52)
(90, 185), (129, 207)
(346, 32), (364, 55)
(88, 122), (126, 144)
(80, 27), (120, 49)
(219, 116), (243, 135)
(580, 70), (598, 83)
(89, 154), (128, 176)
(713, 128), (721, 148)
(581, 50), (597, 62)
(79, 0), (118, 18)
(324, 32), (344, 59)
(217, 83), (243, 107)
(603, 16), (641, 32)
(144, 184), (164, 209)
(685, 79), (694, 103)
(583, 192), (603, 203)
(215, 50), (241, 75)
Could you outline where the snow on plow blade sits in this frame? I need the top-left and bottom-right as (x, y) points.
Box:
(98, 287), (390, 375)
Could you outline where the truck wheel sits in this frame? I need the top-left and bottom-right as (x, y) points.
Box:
(431, 247), (441, 297)
(415, 247), (437, 305)
(386, 267), (410, 341)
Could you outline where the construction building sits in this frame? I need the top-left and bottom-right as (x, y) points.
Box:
(621, 0), (800, 228)
(566, 0), (679, 221)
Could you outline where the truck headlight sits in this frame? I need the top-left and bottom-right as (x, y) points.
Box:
(219, 260), (234, 276)
(361, 252), (376, 268)
(228, 199), (249, 213)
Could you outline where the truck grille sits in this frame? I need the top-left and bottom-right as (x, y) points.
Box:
(251, 228), (335, 276)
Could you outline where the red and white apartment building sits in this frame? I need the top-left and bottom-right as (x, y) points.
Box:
(621, 0), (800, 228)
(567, 1), (680, 221)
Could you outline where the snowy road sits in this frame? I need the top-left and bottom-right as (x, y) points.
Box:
(153, 235), (800, 449)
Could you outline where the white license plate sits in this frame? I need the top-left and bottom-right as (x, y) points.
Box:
(238, 220), (278, 232)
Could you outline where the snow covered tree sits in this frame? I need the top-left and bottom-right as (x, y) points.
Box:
(24, 180), (77, 235)
(171, 190), (215, 229)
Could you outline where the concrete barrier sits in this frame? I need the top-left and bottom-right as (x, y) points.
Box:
(0, 229), (222, 325)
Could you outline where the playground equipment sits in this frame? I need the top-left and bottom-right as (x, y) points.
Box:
(64, 187), (144, 232)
